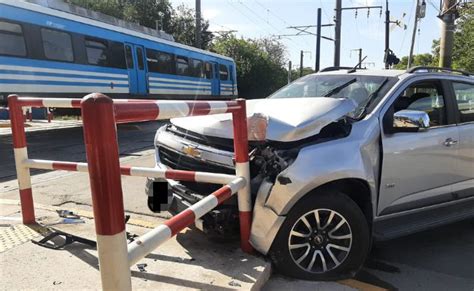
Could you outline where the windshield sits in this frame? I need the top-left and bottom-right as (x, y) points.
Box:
(268, 74), (391, 111)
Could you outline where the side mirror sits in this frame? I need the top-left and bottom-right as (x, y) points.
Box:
(393, 110), (430, 132)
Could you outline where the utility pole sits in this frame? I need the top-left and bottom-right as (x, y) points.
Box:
(439, 0), (458, 68)
(384, 0), (390, 69)
(351, 49), (363, 68)
(408, 0), (426, 68)
(408, 1), (419, 68)
(195, 0), (201, 49)
(316, 8), (322, 72)
(333, 3), (382, 67)
(300, 50), (304, 77)
(334, 0), (342, 67)
(288, 61), (292, 84)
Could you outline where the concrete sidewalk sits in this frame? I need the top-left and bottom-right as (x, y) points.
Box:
(0, 200), (271, 290)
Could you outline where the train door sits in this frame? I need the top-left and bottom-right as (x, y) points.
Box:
(229, 64), (235, 95)
(210, 62), (220, 96)
(124, 43), (148, 95)
(124, 44), (138, 94)
(133, 45), (148, 95)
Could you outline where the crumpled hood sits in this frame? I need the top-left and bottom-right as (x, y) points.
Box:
(171, 97), (357, 142)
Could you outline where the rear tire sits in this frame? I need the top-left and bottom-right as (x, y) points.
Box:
(269, 189), (370, 280)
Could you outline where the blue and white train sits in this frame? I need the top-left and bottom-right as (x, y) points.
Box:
(0, 0), (238, 105)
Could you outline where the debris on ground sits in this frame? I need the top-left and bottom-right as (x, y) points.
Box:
(137, 263), (148, 273)
(228, 280), (242, 287)
(56, 210), (81, 219)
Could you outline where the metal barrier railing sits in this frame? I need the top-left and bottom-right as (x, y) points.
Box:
(8, 93), (253, 291)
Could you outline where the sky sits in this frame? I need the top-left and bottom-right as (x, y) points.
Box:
(168, 0), (444, 70)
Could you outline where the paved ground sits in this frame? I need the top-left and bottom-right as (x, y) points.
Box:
(0, 201), (271, 290)
(1, 123), (473, 290)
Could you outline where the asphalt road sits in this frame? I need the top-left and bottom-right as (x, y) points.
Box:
(1, 124), (473, 290)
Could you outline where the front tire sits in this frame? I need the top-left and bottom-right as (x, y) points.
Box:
(269, 190), (370, 280)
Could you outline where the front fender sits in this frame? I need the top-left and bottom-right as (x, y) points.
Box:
(266, 118), (380, 216)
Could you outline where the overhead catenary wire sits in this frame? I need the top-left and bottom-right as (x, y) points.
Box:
(399, 0), (415, 53)
(237, 0), (312, 48)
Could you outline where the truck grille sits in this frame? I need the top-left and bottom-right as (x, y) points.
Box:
(158, 146), (234, 194)
(167, 125), (235, 152)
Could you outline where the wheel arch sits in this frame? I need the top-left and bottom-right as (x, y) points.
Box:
(306, 178), (374, 228)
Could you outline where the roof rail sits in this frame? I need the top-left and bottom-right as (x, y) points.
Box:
(407, 66), (472, 76)
(319, 67), (355, 72)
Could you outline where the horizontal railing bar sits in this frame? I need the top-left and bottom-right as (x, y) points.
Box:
(127, 177), (246, 266)
(15, 97), (242, 116)
(23, 159), (238, 184)
(113, 100), (241, 122)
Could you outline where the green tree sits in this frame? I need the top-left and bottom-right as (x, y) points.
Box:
(393, 53), (436, 70)
(211, 36), (287, 99)
(290, 67), (315, 82)
(169, 5), (213, 49)
(431, 5), (473, 71)
(65, 0), (213, 49)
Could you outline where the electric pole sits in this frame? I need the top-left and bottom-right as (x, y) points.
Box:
(408, 0), (426, 68)
(195, 0), (201, 49)
(439, 0), (458, 68)
(299, 51), (311, 77)
(334, 3), (382, 67)
(351, 49), (362, 68)
(300, 50), (304, 77)
(334, 0), (342, 67)
(288, 61), (292, 84)
(384, 0), (390, 69)
(316, 8), (322, 72)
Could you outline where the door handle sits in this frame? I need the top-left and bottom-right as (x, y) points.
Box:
(443, 138), (458, 147)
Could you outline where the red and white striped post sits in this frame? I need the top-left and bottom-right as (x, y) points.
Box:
(81, 93), (131, 291)
(47, 108), (53, 123)
(232, 99), (253, 253)
(8, 95), (35, 224)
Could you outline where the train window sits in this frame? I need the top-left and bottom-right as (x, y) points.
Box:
(41, 28), (73, 62)
(108, 41), (126, 69)
(146, 49), (175, 74)
(190, 59), (204, 78)
(176, 55), (190, 76)
(136, 47), (144, 70)
(85, 38), (107, 66)
(204, 62), (213, 79)
(146, 49), (159, 72)
(0, 21), (26, 57)
(219, 64), (229, 81)
(157, 51), (175, 74)
(125, 45), (134, 68)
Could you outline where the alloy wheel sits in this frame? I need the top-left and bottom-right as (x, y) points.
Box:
(288, 208), (353, 274)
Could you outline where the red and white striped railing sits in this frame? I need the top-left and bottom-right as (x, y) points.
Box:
(8, 94), (253, 291)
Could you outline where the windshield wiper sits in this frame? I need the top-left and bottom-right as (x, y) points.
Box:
(357, 77), (389, 117)
(324, 78), (357, 97)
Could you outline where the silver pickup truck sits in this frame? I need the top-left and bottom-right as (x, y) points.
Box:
(146, 67), (474, 280)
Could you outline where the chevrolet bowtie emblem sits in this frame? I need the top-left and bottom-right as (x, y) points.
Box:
(182, 145), (201, 158)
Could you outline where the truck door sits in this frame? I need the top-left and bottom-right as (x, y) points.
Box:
(378, 79), (460, 215)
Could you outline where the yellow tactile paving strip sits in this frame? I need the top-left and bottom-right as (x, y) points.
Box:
(339, 279), (388, 291)
(0, 224), (40, 253)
